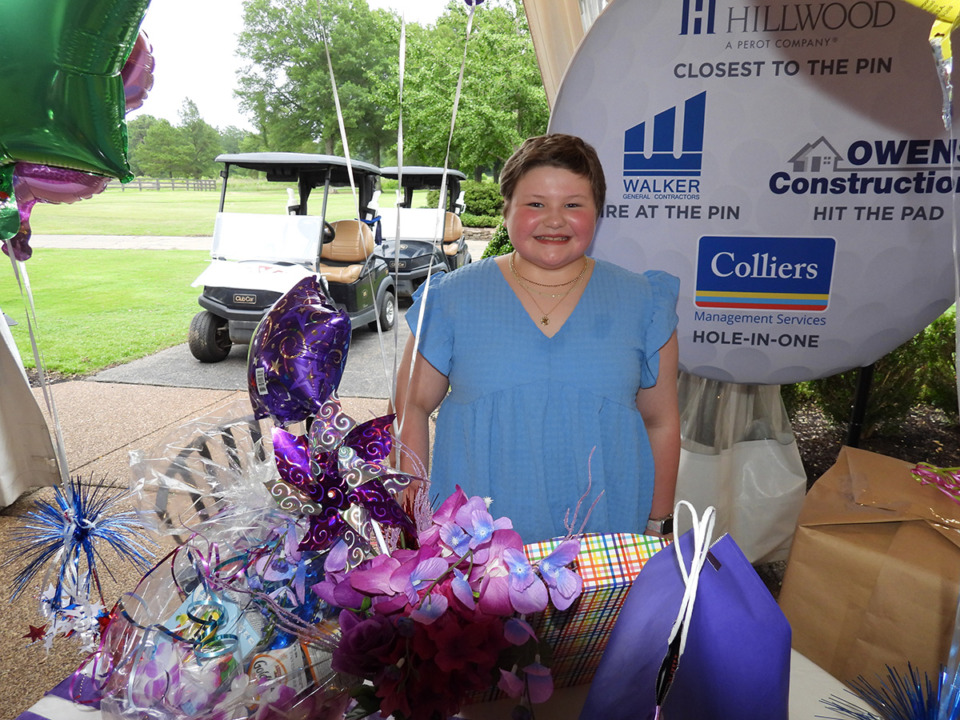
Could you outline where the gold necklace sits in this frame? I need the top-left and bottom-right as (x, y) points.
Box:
(510, 255), (581, 287)
(510, 251), (587, 287)
(510, 252), (588, 297)
(509, 253), (588, 326)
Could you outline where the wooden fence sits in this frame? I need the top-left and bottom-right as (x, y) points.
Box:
(110, 178), (219, 191)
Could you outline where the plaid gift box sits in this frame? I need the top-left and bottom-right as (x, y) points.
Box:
(471, 532), (668, 702)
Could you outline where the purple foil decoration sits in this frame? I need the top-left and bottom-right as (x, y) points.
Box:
(342, 415), (395, 464)
(248, 277), (351, 424)
(271, 411), (414, 555)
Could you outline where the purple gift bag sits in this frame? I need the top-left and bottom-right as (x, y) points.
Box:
(579, 504), (791, 720)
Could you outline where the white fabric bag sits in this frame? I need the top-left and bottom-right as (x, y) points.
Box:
(675, 373), (806, 564)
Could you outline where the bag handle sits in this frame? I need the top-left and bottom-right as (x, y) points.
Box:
(655, 501), (718, 714)
(666, 500), (717, 658)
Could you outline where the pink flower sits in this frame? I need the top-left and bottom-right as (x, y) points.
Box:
(332, 611), (399, 677)
(498, 667), (524, 698)
(409, 592), (448, 624)
(454, 495), (512, 550)
(347, 554), (402, 596)
(538, 539), (583, 611)
(451, 568), (476, 609)
(503, 547), (548, 614)
(523, 660), (554, 704)
(504, 617), (537, 646)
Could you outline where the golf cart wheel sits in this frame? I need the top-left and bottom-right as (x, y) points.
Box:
(189, 311), (232, 363)
(369, 290), (396, 331)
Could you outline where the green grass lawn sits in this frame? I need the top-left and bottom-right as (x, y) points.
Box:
(3, 181), (432, 375)
(27, 182), (369, 236)
(1, 249), (209, 375)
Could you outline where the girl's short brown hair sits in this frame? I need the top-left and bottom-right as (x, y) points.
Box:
(500, 134), (606, 217)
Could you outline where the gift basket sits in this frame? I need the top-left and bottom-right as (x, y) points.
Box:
(65, 276), (587, 720)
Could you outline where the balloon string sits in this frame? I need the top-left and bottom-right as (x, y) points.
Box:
(389, 11), (407, 406)
(6, 251), (71, 488)
(941, 81), (960, 717)
(397, 3), (477, 441)
(317, 8), (397, 400)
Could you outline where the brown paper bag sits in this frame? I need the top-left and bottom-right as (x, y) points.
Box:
(778, 446), (960, 684)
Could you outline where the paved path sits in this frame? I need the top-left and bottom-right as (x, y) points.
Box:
(27, 234), (487, 400)
(92, 315), (412, 399)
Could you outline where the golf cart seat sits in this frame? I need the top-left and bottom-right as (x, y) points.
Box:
(320, 220), (375, 284)
(442, 212), (463, 256)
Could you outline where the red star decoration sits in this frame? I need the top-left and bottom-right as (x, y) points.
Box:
(23, 625), (46, 642)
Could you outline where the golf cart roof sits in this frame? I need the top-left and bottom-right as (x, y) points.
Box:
(216, 152), (381, 184)
(380, 166), (466, 188)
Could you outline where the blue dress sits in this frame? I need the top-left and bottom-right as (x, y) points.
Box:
(406, 258), (679, 542)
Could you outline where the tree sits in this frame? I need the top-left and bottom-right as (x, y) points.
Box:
(219, 125), (249, 154)
(126, 115), (160, 176)
(236, 0), (400, 165)
(402, 0), (548, 179)
(233, 0), (547, 175)
(135, 119), (192, 178)
(178, 99), (223, 178)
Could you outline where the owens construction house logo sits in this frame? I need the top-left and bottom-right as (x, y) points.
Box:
(769, 135), (960, 199)
(622, 92), (705, 200)
(695, 235), (835, 311)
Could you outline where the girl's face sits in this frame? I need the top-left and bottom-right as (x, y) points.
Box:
(503, 165), (597, 273)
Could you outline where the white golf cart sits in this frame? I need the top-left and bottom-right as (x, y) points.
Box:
(374, 166), (471, 298)
(188, 152), (396, 363)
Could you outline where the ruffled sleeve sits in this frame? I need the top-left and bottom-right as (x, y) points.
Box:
(406, 272), (454, 376)
(639, 270), (680, 388)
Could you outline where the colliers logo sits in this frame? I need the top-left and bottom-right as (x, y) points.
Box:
(622, 92), (705, 200)
(695, 236), (835, 311)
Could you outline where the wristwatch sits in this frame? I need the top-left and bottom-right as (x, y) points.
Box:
(646, 514), (674, 535)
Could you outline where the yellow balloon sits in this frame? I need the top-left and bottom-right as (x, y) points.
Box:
(900, 0), (960, 24)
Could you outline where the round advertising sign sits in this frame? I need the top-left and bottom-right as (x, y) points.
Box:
(550, 0), (956, 384)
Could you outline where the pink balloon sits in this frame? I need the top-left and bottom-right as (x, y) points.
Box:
(122, 31), (155, 113)
(3, 164), (111, 260)
(14, 163), (110, 205)
(1, 216), (34, 262)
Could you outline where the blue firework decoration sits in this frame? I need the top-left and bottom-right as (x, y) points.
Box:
(823, 664), (960, 720)
(6, 475), (155, 647)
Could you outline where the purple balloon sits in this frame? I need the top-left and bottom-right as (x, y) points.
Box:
(248, 276), (351, 424)
(15, 163), (110, 205)
(122, 31), (155, 113)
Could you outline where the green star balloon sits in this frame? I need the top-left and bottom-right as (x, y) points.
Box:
(0, 0), (151, 181)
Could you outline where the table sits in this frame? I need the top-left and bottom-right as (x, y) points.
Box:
(18, 650), (877, 720)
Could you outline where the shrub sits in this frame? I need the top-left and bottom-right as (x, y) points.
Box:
(462, 181), (504, 216)
(919, 305), (958, 424)
(779, 381), (816, 416)
(460, 213), (500, 228)
(481, 224), (514, 259)
(808, 333), (925, 438)
(426, 181), (502, 217)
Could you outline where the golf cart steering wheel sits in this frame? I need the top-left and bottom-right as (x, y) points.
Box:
(323, 221), (336, 244)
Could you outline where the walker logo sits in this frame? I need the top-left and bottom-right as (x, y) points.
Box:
(680, 0), (716, 35)
(623, 92), (706, 179)
(695, 235), (835, 311)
